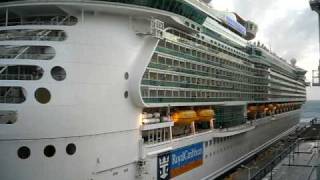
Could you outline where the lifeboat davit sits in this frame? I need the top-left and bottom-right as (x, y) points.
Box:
(171, 110), (198, 125)
(197, 109), (215, 121)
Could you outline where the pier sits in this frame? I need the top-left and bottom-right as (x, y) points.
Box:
(219, 118), (320, 180)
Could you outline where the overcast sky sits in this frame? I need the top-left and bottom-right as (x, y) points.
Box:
(210, 0), (318, 82)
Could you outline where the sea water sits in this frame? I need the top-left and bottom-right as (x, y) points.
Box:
(301, 100), (320, 122)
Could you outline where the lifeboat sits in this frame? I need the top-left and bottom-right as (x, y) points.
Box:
(265, 104), (273, 115)
(273, 104), (277, 111)
(268, 104), (276, 111)
(258, 105), (268, 113)
(247, 106), (258, 120)
(197, 109), (215, 121)
(275, 104), (281, 113)
(248, 106), (258, 113)
(171, 110), (198, 125)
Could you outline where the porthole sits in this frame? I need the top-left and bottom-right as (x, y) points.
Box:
(17, 146), (30, 159)
(124, 72), (129, 80)
(51, 66), (66, 81)
(44, 145), (56, 157)
(124, 91), (128, 98)
(66, 143), (76, 155)
(35, 88), (51, 104)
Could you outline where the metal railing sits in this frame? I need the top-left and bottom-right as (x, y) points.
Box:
(250, 140), (299, 180)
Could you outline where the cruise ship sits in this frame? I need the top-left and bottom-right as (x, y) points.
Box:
(0, 0), (306, 180)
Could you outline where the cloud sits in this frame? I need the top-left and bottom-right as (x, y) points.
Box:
(210, 0), (318, 81)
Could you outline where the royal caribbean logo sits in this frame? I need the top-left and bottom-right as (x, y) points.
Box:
(158, 151), (171, 180)
(157, 142), (203, 180)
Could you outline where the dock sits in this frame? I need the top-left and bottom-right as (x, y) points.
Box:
(219, 118), (320, 180)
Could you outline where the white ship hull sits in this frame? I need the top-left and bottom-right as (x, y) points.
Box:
(141, 110), (300, 180)
(0, 1), (305, 180)
(0, 110), (300, 180)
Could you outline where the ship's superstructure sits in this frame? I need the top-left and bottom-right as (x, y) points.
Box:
(0, 1), (306, 180)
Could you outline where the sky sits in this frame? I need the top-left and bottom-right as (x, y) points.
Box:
(210, 0), (318, 82)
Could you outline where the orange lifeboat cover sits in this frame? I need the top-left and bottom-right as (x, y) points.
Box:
(248, 106), (258, 113)
(197, 109), (215, 121)
(171, 110), (198, 124)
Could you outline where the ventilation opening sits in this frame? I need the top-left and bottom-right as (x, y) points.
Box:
(0, 45), (55, 60)
(0, 111), (17, 124)
(0, 29), (67, 41)
(0, 65), (43, 80)
(0, 87), (26, 104)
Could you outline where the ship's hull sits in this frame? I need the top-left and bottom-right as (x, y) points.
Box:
(141, 109), (300, 180)
(0, 110), (301, 180)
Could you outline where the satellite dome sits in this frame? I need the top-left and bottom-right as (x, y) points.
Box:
(290, 58), (297, 66)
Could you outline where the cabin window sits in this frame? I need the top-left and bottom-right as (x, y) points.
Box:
(0, 111), (17, 124)
(1, 13), (77, 27)
(0, 29), (67, 41)
(0, 65), (43, 80)
(0, 86), (26, 104)
(0, 45), (55, 60)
